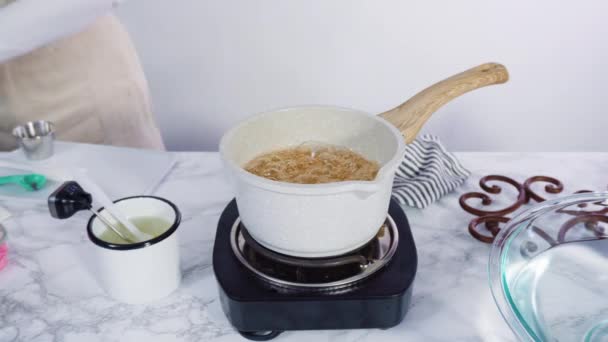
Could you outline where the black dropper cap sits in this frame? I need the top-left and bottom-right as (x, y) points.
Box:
(48, 181), (92, 219)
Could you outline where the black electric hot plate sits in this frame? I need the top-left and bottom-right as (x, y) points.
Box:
(212, 199), (418, 340)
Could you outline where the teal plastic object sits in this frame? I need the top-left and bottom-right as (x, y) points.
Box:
(0, 174), (47, 191)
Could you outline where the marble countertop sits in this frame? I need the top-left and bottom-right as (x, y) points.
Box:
(1, 150), (607, 342)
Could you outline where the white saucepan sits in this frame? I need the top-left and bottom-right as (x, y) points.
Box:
(220, 63), (509, 257)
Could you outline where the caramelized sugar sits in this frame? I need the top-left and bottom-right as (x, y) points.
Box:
(244, 143), (380, 184)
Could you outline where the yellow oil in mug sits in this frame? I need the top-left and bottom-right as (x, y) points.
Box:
(98, 216), (171, 244)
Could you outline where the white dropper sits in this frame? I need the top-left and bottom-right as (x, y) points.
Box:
(73, 170), (152, 242)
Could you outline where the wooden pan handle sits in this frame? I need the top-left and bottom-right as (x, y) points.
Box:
(379, 63), (509, 143)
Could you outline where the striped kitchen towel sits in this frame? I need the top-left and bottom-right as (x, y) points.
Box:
(392, 135), (469, 209)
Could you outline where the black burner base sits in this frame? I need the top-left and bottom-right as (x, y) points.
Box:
(213, 199), (418, 340)
(238, 330), (283, 341)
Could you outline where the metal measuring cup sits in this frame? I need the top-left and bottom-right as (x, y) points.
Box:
(12, 120), (55, 160)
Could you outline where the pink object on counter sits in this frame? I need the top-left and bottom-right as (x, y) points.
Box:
(0, 225), (7, 271)
(0, 243), (7, 271)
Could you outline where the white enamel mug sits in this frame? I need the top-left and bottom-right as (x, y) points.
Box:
(87, 196), (181, 304)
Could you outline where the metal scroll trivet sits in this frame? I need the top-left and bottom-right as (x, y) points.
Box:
(459, 175), (608, 243)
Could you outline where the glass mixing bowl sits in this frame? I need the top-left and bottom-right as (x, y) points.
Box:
(490, 192), (608, 341)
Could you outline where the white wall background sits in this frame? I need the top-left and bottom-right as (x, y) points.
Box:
(115, 0), (608, 152)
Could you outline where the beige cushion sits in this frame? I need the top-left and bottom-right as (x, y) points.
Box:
(0, 14), (165, 151)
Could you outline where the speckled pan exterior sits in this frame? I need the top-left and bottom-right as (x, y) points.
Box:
(219, 106), (406, 257)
